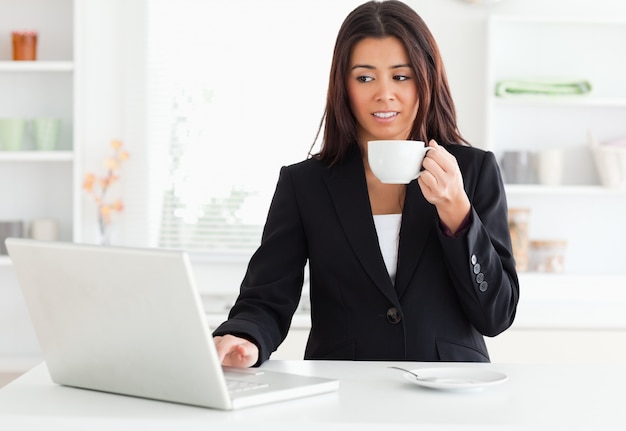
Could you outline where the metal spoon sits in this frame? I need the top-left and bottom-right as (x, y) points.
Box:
(388, 366), (422, 380)
(389, 366), (483, 385)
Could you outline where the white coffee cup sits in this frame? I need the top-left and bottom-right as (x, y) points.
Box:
(368, 140), (432, 184)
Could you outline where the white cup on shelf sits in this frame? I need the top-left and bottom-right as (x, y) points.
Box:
(537, 149), (564, 186)
(30, 219), (60, 241)
(33, 118), (61, 151)
(0, 118), (27, 151)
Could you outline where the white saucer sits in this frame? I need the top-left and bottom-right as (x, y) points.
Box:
(401, 367), (508, 391)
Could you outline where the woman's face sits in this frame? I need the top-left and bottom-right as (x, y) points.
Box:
(347, 36), (419, 148)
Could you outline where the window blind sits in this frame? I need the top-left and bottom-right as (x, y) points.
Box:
(145, 0), (360, 256)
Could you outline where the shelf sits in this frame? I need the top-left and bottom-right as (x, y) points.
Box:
(504, 184), (626, 196)
(0, 151), (73, 162)
(489, 16), (626, 25)
(492, 96), (626, 108)
(0, 61), (74, 72)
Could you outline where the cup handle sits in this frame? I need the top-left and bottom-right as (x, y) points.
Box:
(414, 147), (434, 179)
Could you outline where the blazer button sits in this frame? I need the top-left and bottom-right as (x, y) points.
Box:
(479, 281), (489, 292)
(471, 254), (477, 265)
(476, 272), (485, 283)
(386, 307), (402, 324)
(473, 263), (481, 274)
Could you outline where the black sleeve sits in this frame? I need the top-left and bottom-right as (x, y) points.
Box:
(438, 150), (520, 336)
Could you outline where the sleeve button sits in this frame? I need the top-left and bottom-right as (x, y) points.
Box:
(473, 263), (481, 274)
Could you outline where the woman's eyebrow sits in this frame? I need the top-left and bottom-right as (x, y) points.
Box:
(351, 64), (411, 70)
(351, 64), (375, 70)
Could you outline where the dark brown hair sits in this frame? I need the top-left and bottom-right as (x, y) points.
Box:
(312, 0), (468, 166)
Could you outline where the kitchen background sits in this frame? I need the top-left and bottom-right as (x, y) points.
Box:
(1, 0), (626, 384)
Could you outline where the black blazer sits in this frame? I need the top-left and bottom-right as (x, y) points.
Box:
(214, 144), (519, 364)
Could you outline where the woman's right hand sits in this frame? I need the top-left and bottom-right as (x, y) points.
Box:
(213, 334), (259, 368)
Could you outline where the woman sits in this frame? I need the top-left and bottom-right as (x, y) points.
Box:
(213, 0), (519, 367)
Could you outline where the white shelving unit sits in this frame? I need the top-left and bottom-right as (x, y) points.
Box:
(0, 0), (76, 265)
(486, 16), (626, 184)
(505, 184), (626, 197)
(0, 151), (73, 162)
(486, 15), (626, 278)
(0, 0), (77, 369)
(0, 60), (73, 72)
(0, 151), (74, 267)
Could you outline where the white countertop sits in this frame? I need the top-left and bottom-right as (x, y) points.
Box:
(1, 360), (625, 430)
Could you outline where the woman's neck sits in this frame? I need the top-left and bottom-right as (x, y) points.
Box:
(365, 167), (406, 215)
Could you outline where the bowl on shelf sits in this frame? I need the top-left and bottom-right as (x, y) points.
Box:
(589, 134), (626, 189)
(592, 145), (626, 189)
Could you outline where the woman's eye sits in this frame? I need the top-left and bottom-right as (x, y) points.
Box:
(394, 75), (411, 81)
(357, 76), (374, 83)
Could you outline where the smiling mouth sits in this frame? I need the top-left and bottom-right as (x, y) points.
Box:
(373, 112), (398, 119)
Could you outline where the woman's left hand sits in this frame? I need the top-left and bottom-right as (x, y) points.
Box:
(418, 139), (471, 235)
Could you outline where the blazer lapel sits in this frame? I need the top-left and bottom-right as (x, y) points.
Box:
(322, 152), (399, 306)
(394, 180), (438, 298)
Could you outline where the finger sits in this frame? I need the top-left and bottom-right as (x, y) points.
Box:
(422, 154), (445, 180)
(214, 335), (243, 363)
(215, 335), (259, 367)
(223, 342), (258, 368)
(422, 148), (448, 183)
(224, 345), (248, 366)
(425, 146), (460, 181)
(426, 140), (453, 165)
(213, 335), (230, 363)
(418, 166), (438, 193)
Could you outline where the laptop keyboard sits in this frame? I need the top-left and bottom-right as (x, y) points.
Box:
(226, 378), (269, 394)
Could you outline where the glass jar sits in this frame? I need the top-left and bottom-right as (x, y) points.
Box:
(508, 208), (530, 271)
(12, 30), (38, 61)
(529, 240), (567, 273)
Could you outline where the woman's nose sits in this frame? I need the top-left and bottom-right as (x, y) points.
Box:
(375, 80), (395, 101)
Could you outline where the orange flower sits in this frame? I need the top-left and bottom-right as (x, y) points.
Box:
(104, 157), (120, 170)
(83, 140), (130, 237)
(83, 173), (95, 192)
(111, 199), (124, 212)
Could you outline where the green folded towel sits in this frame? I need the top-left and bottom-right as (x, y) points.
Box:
(495, 79), (592, 97)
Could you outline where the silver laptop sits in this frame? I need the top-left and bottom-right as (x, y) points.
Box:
(5, 238), (338, 410)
